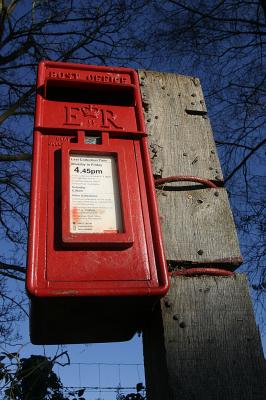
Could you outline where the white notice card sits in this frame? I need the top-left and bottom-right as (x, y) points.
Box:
(69, 154), (123, 234)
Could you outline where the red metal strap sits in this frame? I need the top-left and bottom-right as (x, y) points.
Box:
(169, 268), (234, 277)
(154, 176), (218, 189)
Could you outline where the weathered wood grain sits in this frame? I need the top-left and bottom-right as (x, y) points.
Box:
(138, 70), (242, 265)
(143, 275), (266, 400)
(157, 188), (242, 265)
(138, 70), (221, 180)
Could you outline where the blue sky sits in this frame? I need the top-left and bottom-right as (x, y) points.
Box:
(0, 2), (265, 398)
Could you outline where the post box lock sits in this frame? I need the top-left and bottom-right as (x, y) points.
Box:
(27, 61), (169, 344)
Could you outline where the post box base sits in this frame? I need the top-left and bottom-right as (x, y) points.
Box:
(29, 296), (155, 345)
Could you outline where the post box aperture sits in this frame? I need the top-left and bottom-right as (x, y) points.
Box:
(27, 61), (169, 344)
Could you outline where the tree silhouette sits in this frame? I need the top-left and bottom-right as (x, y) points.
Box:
(0, 0), (150, 278)
(0, 352), (70, 400)
(148, 0), (266, 327)
(0, 0), (265, 334)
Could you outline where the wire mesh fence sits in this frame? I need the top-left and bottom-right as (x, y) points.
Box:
(56, 362), (146, 400)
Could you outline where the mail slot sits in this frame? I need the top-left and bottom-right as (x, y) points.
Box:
(27, 61), (169, 344)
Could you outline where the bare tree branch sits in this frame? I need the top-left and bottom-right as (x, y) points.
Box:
(0, 154), (32, 161)
(224, 139), (266, 183)
(0, 262), (26, 274)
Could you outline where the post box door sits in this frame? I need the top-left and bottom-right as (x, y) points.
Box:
(45, 135), (157, 284)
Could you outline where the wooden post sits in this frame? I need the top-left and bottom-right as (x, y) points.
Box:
(138, 70), (266, 400)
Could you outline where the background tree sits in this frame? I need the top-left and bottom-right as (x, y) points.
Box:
(0, 0), (151, 340)
(0, 0), (150, 272)
(0, 0), (265, 396)
(147, 0), (266, 328)
(0, 0), (265, 339)
(0, 351), (71, 400)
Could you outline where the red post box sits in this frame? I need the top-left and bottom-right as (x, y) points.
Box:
(27, 61), (169, 344)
